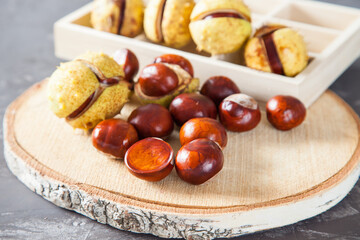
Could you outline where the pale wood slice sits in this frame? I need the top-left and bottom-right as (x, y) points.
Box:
(4, 80), (360, 239)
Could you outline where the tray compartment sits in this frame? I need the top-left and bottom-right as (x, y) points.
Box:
(244, 0), (286, 15)
(274, 1), (360, 30)
(263, 18), (340, 54)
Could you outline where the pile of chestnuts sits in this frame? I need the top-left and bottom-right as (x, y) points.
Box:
(90, 0), (309, 77)
(88, 50), (307, 185)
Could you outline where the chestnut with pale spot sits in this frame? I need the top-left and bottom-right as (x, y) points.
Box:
(219, 93), (261, 132)
(128, 103), (174, 139)
(92, 119), (138, 159)
(180, 118), (227, 149)
(154, 54), (194, 77)
(175, 138), (224, 185)
(125, 137), (174, 182)
(266, 95), (306, 131)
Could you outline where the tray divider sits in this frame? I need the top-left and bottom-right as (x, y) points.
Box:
(321, 17), (360, 58)
(259, 0), (291, 22)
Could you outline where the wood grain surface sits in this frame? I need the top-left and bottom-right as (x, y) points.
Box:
(6, 79), (360, 212)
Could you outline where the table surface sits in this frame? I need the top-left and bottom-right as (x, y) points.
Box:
(1, 0), (360, 239)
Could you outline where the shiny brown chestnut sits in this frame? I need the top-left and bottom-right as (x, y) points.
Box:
(92, 119), (138, 159)
(138, 63), (179, 97)
(175, 138), (224, 185)
(266, 95), (306, 131)
(113, 49), (140, 82)
(169, 93), (217, 126)
(180, 118), (227, 149)
(125, 137), (174, 182)
(154, 54), (194, 77)
(200, 76), (241, 106)
(219, 93), (261, 132)
(128, 103), (174, 139)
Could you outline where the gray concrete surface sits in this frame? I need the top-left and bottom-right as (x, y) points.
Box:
(0, 0), (360, 239)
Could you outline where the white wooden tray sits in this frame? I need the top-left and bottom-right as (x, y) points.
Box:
(54, 0), (360, 107)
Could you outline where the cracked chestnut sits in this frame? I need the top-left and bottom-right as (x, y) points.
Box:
(200, 76), (240, 106)
(169, 93), (217, 126)
(144, 0), (195, 48)
(128, 103), (174, 139)
(91, 0), (144, 38)
(47, 52), (131, 130)
(125, 137), (174, 182)
(175, 138), (224, 185)
(245, 25), (308, 77)
(189, 0), (252, 55)
(266, 95), (306, 131)
(138, 63), (179, 97)
(113, 49), (139, 83)
(92, 119), (138, 159)
(135, 55), (199, 107)
(180, 118), (227, 149)
(219, 93), (261, 132)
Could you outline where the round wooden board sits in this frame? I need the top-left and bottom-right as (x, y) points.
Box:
(3, 80), (360, 240)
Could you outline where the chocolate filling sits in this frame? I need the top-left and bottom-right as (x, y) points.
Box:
(203, 11), (250, 22)
(66, 60), (125, 121)
(113, 0), (126, 35)
(156, 0), (167, 41)
(258, 26), (285, 75)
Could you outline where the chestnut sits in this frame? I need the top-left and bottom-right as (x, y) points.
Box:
(154, 54), (194, 77)
(266, 95), (306, 131)
(125, 137), (174, 182)
(245, 25), (308, 77)
(144, 0), (195, 48)
(200, 76), (241, 106)
(128, 103), (174, 139)
(138, 63), (179, 97)
(169, 93), (217, 126)
(91, 0), (144, 38)
(113, 49), (139, 82)
(47, 52), (132, 130)
(135, 55), (199, 108)
(92, 119), (138, 159)
(175, 138), (224, 185)
(219, 93), (261, 132)
(189, 0), (251, 55)
(180, 118), (227, 149)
